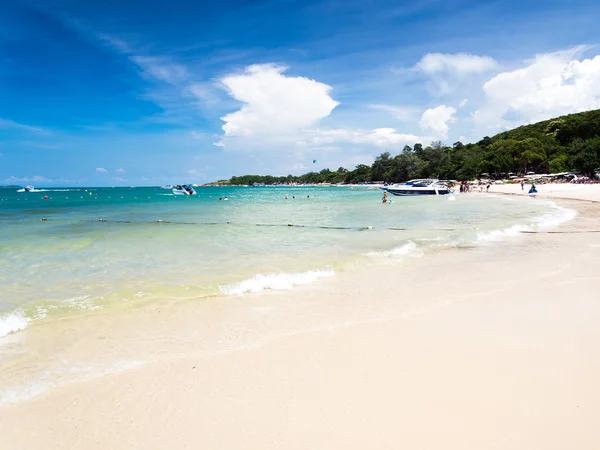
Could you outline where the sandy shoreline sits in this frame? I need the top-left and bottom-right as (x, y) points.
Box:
(2, 187), (600, 449)
(488, 181), (600, 202)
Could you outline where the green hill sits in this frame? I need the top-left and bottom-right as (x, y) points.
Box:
(224, 109), (600, 185)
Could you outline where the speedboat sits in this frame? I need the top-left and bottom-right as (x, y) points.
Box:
(381, 179), (453, 196)
(24, 186), (35, 192)
(172, 184), (197, 196)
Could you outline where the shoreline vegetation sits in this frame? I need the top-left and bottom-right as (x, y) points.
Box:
(205, 109), (600, 187)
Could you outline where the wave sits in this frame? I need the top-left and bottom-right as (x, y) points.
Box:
(476, 202), (576, 242)
(220, 268), (335, 295)
(533, 202), (577, 229)
(16, 189), (48, 193)
(0, 359), (145, 406)
(365, 241), (423, 260)
(476, 223), (532, 242)
(0, 295), (102, 341)
(0, 311), (29, 339)
(46, 189), (82, 192)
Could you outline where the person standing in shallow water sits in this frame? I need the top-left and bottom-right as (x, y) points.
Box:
(382, 191), (388, 203)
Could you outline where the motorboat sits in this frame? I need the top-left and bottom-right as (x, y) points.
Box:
(381, 179), (453, 196)
(172, 184), (197, 196)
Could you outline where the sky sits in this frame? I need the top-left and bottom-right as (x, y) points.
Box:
(1, 0), (600, 186)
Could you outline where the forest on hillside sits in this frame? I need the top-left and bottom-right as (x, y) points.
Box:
(225, 109), (600, 185)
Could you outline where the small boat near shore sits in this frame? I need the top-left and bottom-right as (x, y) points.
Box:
(381, 179), (453, 196)
(172, 185), (197, 196)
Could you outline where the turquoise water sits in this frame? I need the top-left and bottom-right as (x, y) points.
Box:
(0, 185), (574, 337)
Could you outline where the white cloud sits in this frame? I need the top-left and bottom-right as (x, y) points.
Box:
(414, 53), (498, 96)
(130, 56), (188, 84)
(474, 48), (600, 131)
(219, 64), (339, 137)
(115, 168), (126, 173)
(0, 118), (50, 135)
(311, 128), (422, 148)
(187, 169), (197, 174)
(96, 167), (107, 173)
(416, 53), (498, 75)
(419, 105), (457, 138)
(459, 99), (468, 108)
(4, 175), (52, 184)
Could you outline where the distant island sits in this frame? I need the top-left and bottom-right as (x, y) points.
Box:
(209, 109), (600, 185)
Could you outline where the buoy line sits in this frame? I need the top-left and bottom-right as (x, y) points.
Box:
(29, 218), (490, 232)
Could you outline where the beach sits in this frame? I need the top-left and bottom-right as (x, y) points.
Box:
(1, 185), (600, 449)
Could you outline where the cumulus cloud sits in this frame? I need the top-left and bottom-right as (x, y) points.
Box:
(416, 53), (498, 75)
(419, 105), (457, 138)
(219, 64), (339, 137)
(474, 48), (600, 130)
(96, 167), (107, 173)
(115, 168), (126, 173)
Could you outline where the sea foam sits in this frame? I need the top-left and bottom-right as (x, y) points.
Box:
(476, 202), (577, 242)
(0, 311), (29, 338)
(220, 268), (335, 295)
(365, 241), (423, 260)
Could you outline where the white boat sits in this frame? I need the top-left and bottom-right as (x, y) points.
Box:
(24, 186), (35, 192)
(172, 184), (197, 196)
(381, 179), (453, 196)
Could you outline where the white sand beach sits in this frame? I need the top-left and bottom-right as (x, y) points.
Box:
(2, 187), (600, 450)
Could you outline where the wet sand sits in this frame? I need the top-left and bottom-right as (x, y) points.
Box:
(2, 192), (600, 449)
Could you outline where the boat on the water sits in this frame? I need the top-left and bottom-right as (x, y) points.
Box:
(172, 184), (197, 196)
(381, 179), (453, 196)
(23, 185), (35, 192)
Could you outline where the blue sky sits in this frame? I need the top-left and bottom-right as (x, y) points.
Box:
(1, 0), (600, 186)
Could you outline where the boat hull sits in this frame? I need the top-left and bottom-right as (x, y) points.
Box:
(383, 188), (452, 196)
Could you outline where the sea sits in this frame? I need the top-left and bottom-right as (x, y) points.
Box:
(0, 185), (577, 405)
(0, 185), (575, 339)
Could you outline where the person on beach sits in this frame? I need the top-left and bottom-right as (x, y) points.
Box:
(382, 191), (388, 203)
(521, 180), (525, 190)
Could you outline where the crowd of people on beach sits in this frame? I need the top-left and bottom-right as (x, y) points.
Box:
(459, 181), (491, 193)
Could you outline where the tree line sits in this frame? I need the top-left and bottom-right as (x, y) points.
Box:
(225, 109), (600, 185)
